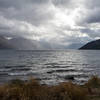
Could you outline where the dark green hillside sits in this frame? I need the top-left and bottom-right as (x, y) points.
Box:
(80, 39), (100, 50)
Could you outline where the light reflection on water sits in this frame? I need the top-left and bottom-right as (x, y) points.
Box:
(0, 50), (100, 85)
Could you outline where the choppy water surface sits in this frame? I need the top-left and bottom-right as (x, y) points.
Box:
(0, 50), (100, 85)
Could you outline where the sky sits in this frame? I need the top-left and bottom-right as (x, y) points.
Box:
(0, 0), (100, 48)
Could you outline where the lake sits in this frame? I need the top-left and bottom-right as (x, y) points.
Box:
(0, 50), (100, 85)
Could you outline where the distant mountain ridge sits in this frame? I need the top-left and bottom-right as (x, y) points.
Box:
(0, 36), (54, 50)
(0, 36), (83, 50)
(9, 37), (42, 50)
(79, 39), (100, 50)
(0, 36), (14, 49)
(0, 36), (41, 50)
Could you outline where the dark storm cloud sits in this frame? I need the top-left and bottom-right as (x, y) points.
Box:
(79, 0), (100, 24)
(84, 8), (100, 24)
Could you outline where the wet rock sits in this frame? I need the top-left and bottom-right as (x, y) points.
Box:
(64, 76), (75, 80)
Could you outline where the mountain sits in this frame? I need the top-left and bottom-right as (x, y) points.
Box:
(9, 37), (42, 50)
(0, 36), (85, 50)
(0, 36), (42, 50)
(79, 39), (100, 50)
(0, 36), (14, 49)
(0, 36), (54, 50)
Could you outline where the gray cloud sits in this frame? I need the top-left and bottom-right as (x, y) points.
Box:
(84, 8), (100, 24)
(0, 0), (53, 26)
(0, 0), (49, 9)
(0, 0), (100, 49)
(52, 0), (72, 7)
(52, 0), (81, 9)
(84, 0), (100, 9)
(77, 0), (100, 24)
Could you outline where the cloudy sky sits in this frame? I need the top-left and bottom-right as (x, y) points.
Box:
(0, 0), (100, 48)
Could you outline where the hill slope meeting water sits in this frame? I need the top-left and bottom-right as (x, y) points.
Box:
(79, 39), (100, 50)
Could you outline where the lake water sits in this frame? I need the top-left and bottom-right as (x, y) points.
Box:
(0, 50), (100, 85)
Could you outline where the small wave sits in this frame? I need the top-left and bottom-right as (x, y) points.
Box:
(4, 65), (31, 69)
(11, 68), (31, 71)
(9, 71), (40, 76)
(47, 69), (77, 74)
(46, 65), (72, 68)
(45, 63), (58, 65)
(62, 74), (89, 82)
(0, 72), (8, 76)
(9, 72), (28, 76)
(0, 69), (11, 72)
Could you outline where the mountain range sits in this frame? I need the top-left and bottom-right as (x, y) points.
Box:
(80, 39), (100, 50)
(0, 36), (84, 50)
(0, 36), (42, 50)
